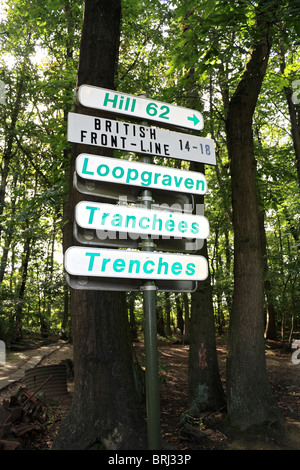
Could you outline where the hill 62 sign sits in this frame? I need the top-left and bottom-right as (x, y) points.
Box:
(77, 85), (204, 131)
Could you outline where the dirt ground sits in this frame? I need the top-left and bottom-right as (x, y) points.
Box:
(1, 335), (300, 450)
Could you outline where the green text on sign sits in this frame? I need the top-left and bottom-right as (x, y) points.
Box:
(76, 154), (207, 195)
(64, 247), (209, 281)
(77, 85), (204, 131)
(75, 201), (209, 240)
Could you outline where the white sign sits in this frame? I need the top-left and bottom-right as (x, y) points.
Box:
(77, 85), (204, 131)
(75, 201), (209, 240)
(76, 154), (207, 195)
(64, 247), (209, 281)
(67, 112), (216, 165)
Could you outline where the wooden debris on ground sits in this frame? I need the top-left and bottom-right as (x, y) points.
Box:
(0, 386), (49, 450)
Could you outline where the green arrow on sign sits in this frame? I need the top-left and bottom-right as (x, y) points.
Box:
(188, 114), (200, 127)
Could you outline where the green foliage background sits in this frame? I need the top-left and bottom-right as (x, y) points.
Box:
(0, 0), (298, 343)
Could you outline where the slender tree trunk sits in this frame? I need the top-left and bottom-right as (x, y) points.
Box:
(183, 293), (190, 342)
(0, 76), (24, 240)
(164, 292), (172, 337)
(0, 174), (17, 284)
(279, 42), (300, 188)
(259, 210), (277, 340)
(60, 0), (78, 339)
(188, 161), (225, 414)
(188, 240), (225, 414)
(53, 0), (146, 450)
(14, 223), (32, 341)
(175, 293), (184, 334)
(128, 293), (138, 341)
(225, 3), (284, 431)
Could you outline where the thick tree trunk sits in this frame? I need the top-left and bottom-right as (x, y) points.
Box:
(53, 0), (146, 450)
(225, 4), (284, 431)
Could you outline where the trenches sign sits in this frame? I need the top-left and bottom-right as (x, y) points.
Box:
(64, 247), (209, 281)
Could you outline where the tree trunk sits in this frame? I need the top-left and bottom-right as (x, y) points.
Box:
(259, 210), (277, 340)
(128, 293), (138, 341)
(182, 293), (190, 343)
(279, 42), (300, 188)
(14, 223), (31, 341)
(175, 293), (184, 334)
(188, 240), (225, 414)
(164, 292), (172, 337)
(53, 0), (146, 450)
(225, 3), (284, 431)
(0, 174), (17, 285)
(0, 75), (24, 240)
(188, 161), (225, 414)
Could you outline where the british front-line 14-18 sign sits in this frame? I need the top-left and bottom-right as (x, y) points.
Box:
(67, 112), (216, 165)
(76, 85), (204, 131)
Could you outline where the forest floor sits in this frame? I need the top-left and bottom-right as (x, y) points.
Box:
(1, 334), (300, 451)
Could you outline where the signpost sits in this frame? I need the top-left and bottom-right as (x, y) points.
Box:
(67, 112), (216, 165)
(77, 85), (204, 131)
(66, 85), (216, 450)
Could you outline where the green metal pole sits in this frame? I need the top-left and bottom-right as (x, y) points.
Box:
(143, 279), (161, 450)
(140, 155), (162, 450)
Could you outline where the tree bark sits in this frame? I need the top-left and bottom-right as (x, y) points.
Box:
(14, 221), (32, 341)
(175, 293), (184, 334)
(279, 41), (300, 188)
(53, 0), (146, 450)
(182, 293), (190, 343)
(188, 240), (225, 414)
(225, 3), (284, 430)
(0, 74), (24, 240)
(188, 162), (225, 414)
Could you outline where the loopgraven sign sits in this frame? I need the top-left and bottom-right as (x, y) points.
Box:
(76, 154), (207, 195)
